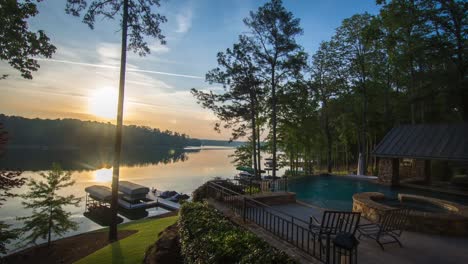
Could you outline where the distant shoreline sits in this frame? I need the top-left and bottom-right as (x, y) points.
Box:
(4, 145), (235, 150)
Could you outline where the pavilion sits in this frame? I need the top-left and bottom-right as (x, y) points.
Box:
(373, 123), (468, 190)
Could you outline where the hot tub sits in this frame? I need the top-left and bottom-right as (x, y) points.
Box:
(353, 192), (468, 236)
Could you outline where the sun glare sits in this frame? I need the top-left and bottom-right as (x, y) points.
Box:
(94, 168), (113, 182)
(88, 87), (118, 119)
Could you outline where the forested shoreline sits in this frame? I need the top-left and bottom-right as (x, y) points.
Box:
(0, 114), (201, 149)
(193, 0), (467, 176)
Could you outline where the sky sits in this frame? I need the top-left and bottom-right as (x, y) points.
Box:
(0, 0), (380, 140)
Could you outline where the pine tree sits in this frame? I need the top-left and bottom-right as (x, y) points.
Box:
(18, 163), (81, 247)
(65, 0), (167, 241)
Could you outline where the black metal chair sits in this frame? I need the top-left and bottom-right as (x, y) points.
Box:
(358, 208), (410, 250)
(310, 211), (361, 259)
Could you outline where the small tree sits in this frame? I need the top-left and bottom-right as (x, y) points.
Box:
(0, 0), (56, 79)
(18, 163), (81, 247)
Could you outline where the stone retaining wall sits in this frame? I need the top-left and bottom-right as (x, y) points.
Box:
(352, 192), (393, 222)
(250, 192), (296, 206)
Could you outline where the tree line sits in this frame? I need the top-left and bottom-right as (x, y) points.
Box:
(0, 115), (201, 149)
(193, 0), (467, 176)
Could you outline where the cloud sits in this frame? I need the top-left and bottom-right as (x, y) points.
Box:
(149, 42), (170, 54)
(176, 8), (193, 33)
(97, 43), (121, 60)
(35, 58), (203, 79)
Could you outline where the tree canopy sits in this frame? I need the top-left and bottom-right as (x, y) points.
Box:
(0, 0), (56, 79)
(18, 163), (81, 247)
(0, 114), (200, 149)
(195, 0), (467, 176)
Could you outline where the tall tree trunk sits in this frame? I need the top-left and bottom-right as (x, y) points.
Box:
(250, 91), (258, 178)
(359, 88), (368, 175)
(345, 143), (350, 172)
(271, 68), (277, 178)
(384, 64), (391, 128)
(358, 66), (368, 175)
(323, 99), (332, 173)
(48, 204), (52, 247)
(289, 150), (294, 176)
(256, 120), (262, 174)
(109, 0), (128, 242)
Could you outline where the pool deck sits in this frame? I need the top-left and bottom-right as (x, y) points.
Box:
(271, 202), (468, 264)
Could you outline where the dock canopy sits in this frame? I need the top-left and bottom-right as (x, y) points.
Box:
(119, 181), (150, 196)
(373, 123), (468, 161)
(85, 185), (112, 201)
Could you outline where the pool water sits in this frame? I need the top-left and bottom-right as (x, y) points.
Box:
(288, 175), (468, 211)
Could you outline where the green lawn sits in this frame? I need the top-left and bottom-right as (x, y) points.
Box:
(75, 215), (178, 264)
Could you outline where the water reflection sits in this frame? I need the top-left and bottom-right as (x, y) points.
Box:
(0, 147), (191, 171)
(0, 147), (237, 253)
(94, 168), (113, 182)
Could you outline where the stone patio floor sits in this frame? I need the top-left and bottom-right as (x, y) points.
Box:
(271, 202), (468, 264)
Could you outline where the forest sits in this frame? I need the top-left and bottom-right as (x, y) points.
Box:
(0, 114), (201, 149)
(192, 0), (467, 176)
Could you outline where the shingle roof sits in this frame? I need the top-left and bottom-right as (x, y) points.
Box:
(373, 123), (468, 161)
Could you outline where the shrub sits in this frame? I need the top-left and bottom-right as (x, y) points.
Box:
(192, 183), (208, 202)
(192, 180), (245, 202)
(178, 202), (295, 264)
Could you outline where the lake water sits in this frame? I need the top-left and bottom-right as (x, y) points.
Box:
(0, 147), (237, 252)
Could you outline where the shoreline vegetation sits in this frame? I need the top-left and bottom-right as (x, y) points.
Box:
(0, 114), (200, 149)
(4, 212), (178, 264)
(4, 199), (298, 264)
(0, 114), (246, 150)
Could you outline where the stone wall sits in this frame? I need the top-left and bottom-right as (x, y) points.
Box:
(353, 192), (468, 236)
(251, 192), (296, 205)
(352, 192), (393, 222)
(378, 159), (394, 185)
(379, 158), (429, 186)
(400, 159), (427, 180)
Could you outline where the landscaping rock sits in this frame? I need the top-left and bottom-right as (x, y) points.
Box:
(144, 223), (183, 264)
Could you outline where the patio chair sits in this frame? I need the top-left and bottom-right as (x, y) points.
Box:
(310, 211), (361, 258)
(357, 208), (410, 250)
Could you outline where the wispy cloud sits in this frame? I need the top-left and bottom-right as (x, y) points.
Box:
(35, 58), (203, 79)
(149, 42), (170, 54)
(176, 8), (193, 33)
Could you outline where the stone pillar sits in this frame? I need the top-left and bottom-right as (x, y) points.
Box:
(392, 158), (400, 186)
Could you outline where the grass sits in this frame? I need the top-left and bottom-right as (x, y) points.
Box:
(74, 215), (178, 264)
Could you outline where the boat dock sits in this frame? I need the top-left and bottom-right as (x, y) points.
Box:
(85, 182), (181, 212)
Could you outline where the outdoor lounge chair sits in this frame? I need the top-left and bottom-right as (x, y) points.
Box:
(357, 208), (410, 250)
(310, 211), (361, 258)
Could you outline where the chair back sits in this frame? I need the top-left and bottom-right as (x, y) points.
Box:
(380, 208), (410, 235)
(319, 211), (361, 235)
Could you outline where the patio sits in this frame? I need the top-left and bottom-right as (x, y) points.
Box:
(271, 202), (468, 264)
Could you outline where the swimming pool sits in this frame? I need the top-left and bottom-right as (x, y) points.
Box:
(288, 175), (468, 210)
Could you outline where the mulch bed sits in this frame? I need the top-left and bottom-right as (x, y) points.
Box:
(3, 230), (137, 264)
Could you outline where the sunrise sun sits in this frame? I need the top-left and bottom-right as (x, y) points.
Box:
(88, 87), (118, 119)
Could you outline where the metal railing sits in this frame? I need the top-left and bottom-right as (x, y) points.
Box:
(228, 177), (288, 195)
(207, 180), (333, 263)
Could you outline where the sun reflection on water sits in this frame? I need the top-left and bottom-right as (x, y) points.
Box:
(94, 168), (113, 182)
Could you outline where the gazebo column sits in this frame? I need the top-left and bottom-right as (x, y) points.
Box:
(424, 160), (432, 184)
(391, 158), (400, 186)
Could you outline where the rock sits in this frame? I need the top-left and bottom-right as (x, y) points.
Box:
(143, 223), (183, 264)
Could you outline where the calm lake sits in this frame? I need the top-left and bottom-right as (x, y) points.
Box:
(0, 147), (237, 252)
